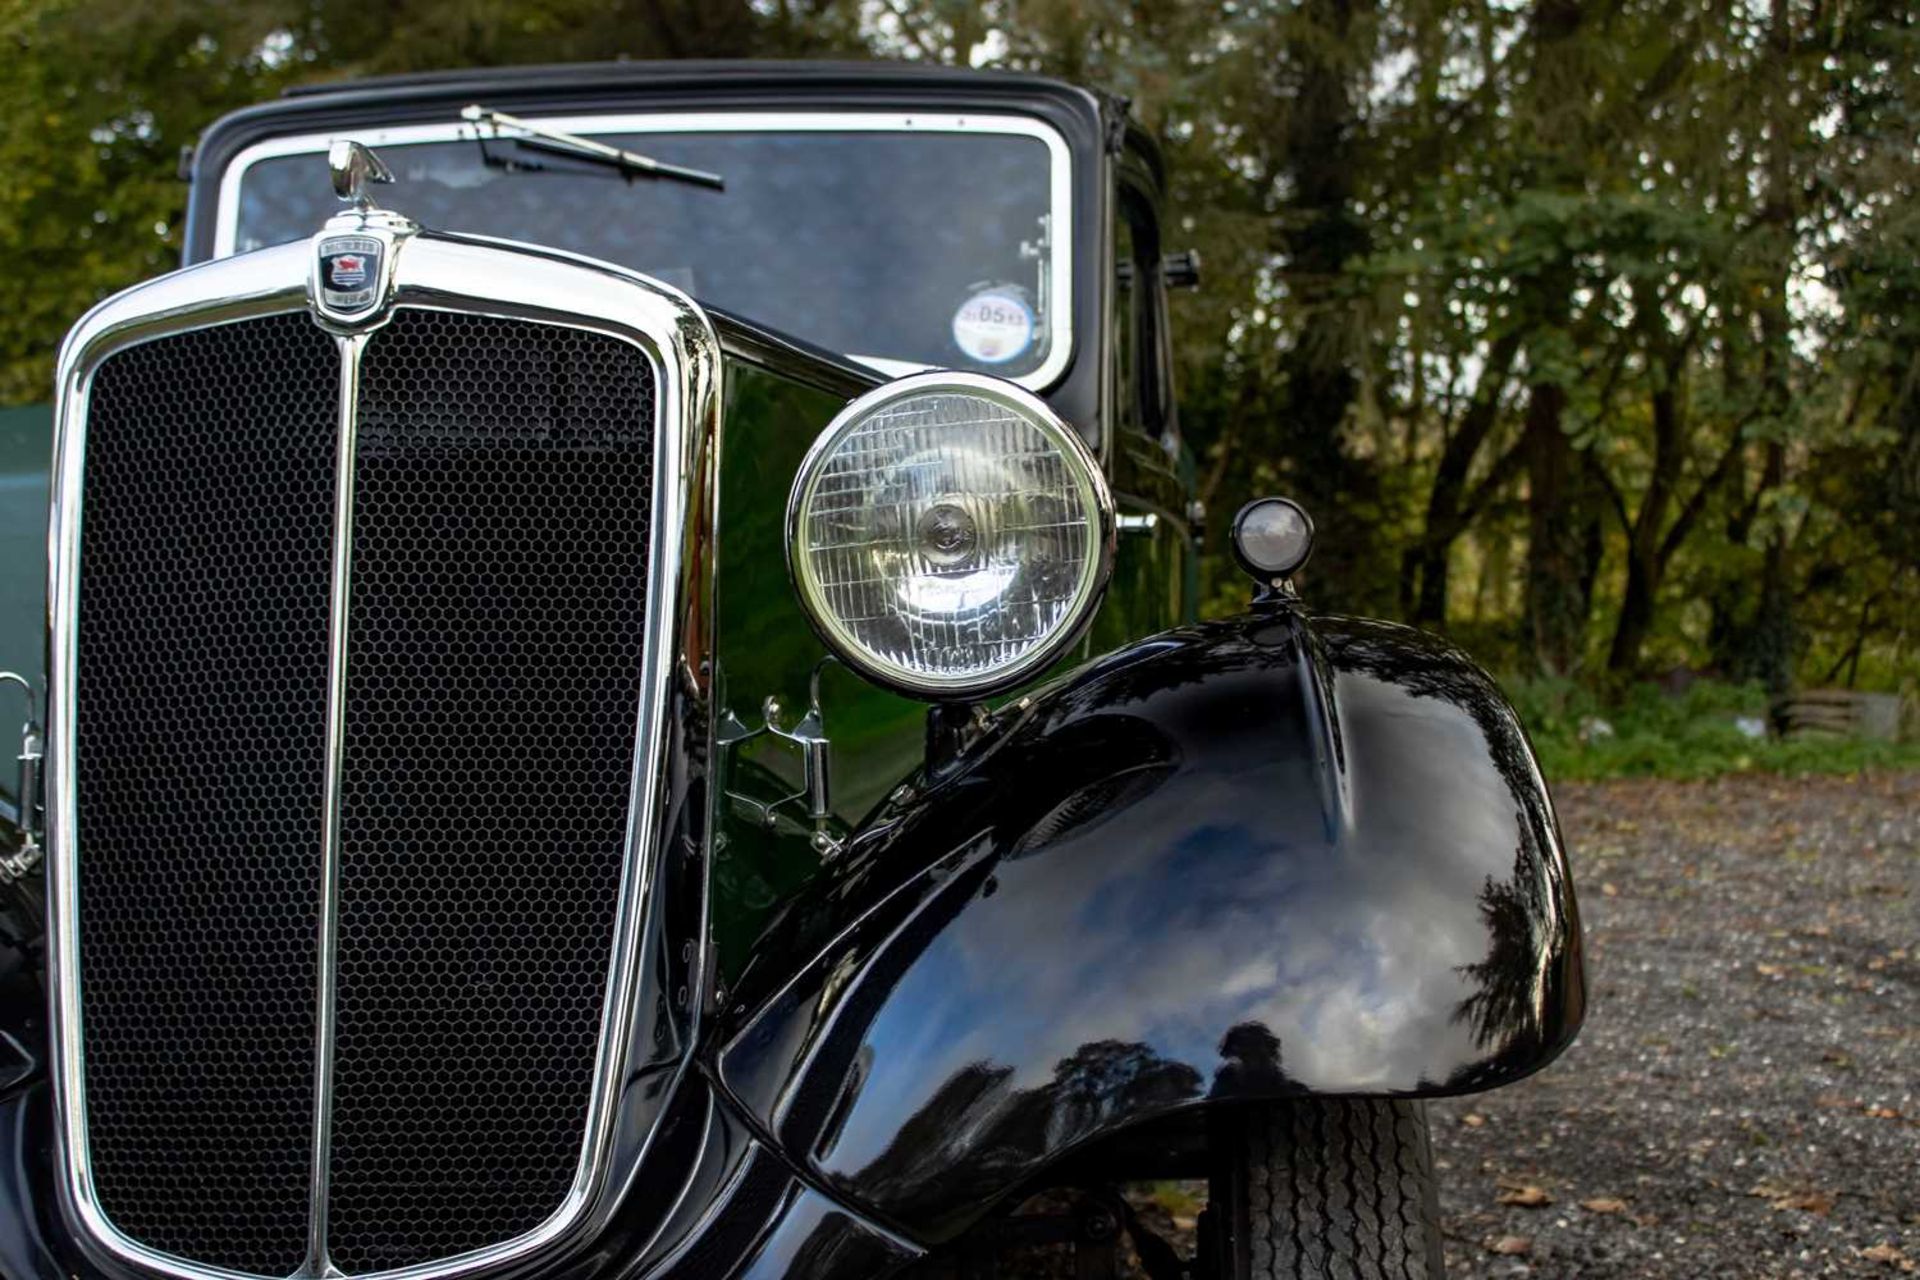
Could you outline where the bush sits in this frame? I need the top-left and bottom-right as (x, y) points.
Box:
(1499, 676), (1920, 782)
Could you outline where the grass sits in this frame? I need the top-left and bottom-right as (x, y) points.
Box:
(1501, 676), (1920, 781)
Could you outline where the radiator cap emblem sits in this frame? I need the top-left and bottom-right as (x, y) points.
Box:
(317, 234), (383, 315)
(311, 140), (410, 328)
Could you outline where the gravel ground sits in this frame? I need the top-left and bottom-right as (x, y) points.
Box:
(1430, 770), (1919, 1278)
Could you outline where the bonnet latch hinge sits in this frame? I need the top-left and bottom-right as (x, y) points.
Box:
(0, 673), (43, 885)
(716, 659), (846, 860)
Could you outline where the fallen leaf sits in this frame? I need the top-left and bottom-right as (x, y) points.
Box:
(1580, 1197), (1628, 1214)
(1460, 1113), (1486, 1128)
(1487, 1235), (1532, 1256)
(1497, 1185), (1553, 1208)
(1748, 1179), (1837, 1214)
(1772, 1190), (1836, 1215)
(1860, 1242), (1915, 1271)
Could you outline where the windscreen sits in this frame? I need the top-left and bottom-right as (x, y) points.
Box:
(228, 121), (1066, 380)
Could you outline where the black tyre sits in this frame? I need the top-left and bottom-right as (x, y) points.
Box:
(1208, 1099), (1444, 1279)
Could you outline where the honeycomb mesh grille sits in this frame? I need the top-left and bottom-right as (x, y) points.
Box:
(73, 314), (339, 1276)
(324, 310), (657, 1274)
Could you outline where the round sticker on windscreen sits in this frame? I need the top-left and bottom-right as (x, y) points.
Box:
(952, 289), (1035, 365)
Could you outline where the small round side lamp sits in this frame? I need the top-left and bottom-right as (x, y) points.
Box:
(1231, 497), (1315, 589)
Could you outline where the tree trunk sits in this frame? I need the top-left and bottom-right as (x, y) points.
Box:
(1751, 441), (1795, 711)
(1409, 540), (1451, 626)
(1706, 446), (1755, 673)
(1269, 0), (1383, 616)
(1407, 331), (1523, 627)
(1515, 0), (1591, 672)
(1749, 0), (1799, 705)
(1609, 546), (1657, 676)
(1524, 382), (1586, 676)
(1607, 378), (1683, 673)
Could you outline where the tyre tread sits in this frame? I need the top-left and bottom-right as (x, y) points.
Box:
(1232, 1099), (1441, 1280)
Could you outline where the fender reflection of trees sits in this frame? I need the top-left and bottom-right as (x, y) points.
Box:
(1045, 623), (1264, 713)
(1445, 814), (1585, 1094)
(1317, 618), (1545, 808)
(1317, 621), (1581, 1079)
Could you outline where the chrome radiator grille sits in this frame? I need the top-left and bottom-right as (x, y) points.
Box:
(68, 306), (659, 1277)
(75, 315), (340, 1276)
(327, 312), (655, 1272)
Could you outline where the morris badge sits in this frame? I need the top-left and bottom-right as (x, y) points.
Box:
(316, 234), (383, 314)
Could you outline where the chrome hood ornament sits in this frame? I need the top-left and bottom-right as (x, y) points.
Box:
(329, 138), (394, 208)
(311, 140), (411, 329)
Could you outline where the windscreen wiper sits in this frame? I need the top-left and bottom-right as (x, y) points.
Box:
(460, 105), (725, 191)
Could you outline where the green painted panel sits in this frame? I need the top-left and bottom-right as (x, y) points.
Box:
(0, 404), (50, 807)
(708, 361), (926, 980)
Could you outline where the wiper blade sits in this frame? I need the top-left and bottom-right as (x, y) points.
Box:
(460, 105), (725, 191)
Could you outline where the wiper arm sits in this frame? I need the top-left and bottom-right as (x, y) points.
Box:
(460, 105), (725, 191)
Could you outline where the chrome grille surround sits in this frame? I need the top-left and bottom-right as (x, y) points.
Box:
(46, 221), (722, 1280)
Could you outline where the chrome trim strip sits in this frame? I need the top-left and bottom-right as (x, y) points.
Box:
(303, 333), (363, 1278)
(46, 232), (724, 1280)
(212, 110), (1076, 391)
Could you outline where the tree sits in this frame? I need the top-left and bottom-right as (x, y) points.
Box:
(1, 0), (1912, 697)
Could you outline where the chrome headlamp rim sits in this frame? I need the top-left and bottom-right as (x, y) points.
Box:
(784, 370), (1115, 700)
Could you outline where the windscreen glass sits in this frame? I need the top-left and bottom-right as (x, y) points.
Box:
(228, 122), (1066, 380)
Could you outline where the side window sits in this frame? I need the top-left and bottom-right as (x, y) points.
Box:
(1147, 245), (1178, 443)
(1112, 205), (1141, 438)
(1113, 184), (1171, 449)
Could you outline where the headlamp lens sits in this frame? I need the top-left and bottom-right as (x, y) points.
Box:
(789, 377), (1110, 695)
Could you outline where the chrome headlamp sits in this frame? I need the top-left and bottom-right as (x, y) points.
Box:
(786, 372), (1114, 698)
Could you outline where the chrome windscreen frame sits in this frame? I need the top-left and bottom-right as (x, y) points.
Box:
(44, 224), (724, 1280)
(210, 110), (1077, 392)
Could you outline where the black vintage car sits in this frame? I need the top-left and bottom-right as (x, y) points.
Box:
(0, 61), (1583, 1280)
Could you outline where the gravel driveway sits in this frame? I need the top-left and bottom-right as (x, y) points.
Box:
(1431, 770), (1919, 1278)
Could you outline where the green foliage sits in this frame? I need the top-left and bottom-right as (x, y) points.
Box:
(0, 2), (300, 398)
(0, 0), (1914, 712)
(1506, 676), (1920, 781)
